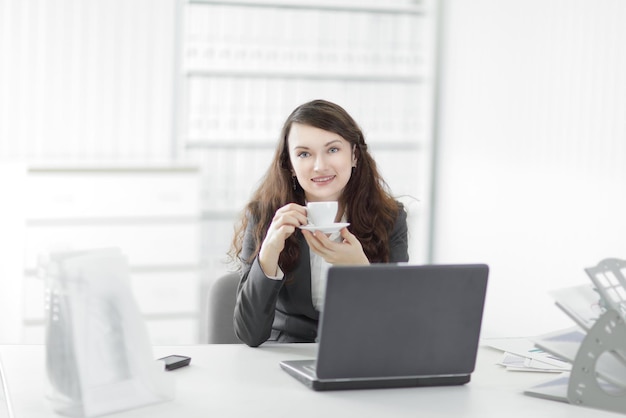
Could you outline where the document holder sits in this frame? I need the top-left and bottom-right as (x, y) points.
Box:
(42, 248), (174, 418)
(527, 258), (626, 415)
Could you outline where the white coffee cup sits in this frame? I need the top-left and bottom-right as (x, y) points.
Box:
(306, 201), (338, 226)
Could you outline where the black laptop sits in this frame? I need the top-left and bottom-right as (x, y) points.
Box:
(280, 263), (489, 391)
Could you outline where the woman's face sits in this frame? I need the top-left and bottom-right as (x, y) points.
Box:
(288, 123), (356, 202)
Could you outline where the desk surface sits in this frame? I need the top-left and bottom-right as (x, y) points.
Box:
(0, 343), (624, 418)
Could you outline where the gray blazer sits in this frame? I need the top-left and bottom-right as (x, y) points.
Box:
(234, 204), (409, 347)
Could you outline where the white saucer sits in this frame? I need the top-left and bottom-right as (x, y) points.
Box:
(299, 222), (350, 234)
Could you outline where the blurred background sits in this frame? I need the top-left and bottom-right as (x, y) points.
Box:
(0, 0), (624, 344)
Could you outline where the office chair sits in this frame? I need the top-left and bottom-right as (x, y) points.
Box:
(205, 272), (242, 344)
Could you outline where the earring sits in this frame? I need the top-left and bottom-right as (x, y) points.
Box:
(292, 175), (297, 190)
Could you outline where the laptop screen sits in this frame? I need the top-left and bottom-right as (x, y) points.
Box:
(315, 264), (489, 380)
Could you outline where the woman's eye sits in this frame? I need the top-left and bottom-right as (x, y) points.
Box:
(329, 147), (339, 153)
(297, 151), (310, 158)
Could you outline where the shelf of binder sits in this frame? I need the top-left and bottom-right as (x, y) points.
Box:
(183, 42), (426, 79)
(526, 258), (626, 415)
(179, 1), (431, 147)
(182, 3), (427, 78)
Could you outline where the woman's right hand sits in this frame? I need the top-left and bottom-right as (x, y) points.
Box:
(258, 203), (307, 276)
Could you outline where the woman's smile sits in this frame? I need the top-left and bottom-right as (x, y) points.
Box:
(311, 175), (335, 185)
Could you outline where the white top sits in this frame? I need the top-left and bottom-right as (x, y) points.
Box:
(310, 212), (346, 311)
(266, 213), (346, 313)
(310, 228), (342, 311)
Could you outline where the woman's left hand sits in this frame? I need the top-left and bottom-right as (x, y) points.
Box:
(302, 227), (370, 265)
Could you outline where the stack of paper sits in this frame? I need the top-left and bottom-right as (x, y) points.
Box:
(486, 283), (604, 374)
(484, 337), (571, 373)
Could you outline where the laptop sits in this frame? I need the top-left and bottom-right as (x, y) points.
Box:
(280, 263), (489, 391)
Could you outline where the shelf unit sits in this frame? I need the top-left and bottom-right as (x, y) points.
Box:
(179, 0), (436, 264)
(21, 165), (203, 345)
(1, 0), (437, 344)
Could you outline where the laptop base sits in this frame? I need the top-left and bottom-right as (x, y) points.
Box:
(280, 360), (471, 391)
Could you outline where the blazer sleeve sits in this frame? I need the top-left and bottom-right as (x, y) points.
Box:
(233, 215), (284, 347)
(389, 203), (409, 263)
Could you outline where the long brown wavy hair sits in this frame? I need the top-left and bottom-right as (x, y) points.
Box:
(229, 99), (401, 272)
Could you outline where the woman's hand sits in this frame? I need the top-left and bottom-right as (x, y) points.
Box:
(259, 203), (307, 276)
(302, 227), (370, 265)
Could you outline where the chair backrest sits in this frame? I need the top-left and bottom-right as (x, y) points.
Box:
(205, 272), (242, 344)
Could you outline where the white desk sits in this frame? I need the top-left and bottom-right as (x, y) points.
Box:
(1, 344), (623, 418)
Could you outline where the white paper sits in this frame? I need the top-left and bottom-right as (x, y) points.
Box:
(484, 337), (570, 370)
(549, 283), (603, 331)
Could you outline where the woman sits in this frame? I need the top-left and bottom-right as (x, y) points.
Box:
(229, 99), (408, 347)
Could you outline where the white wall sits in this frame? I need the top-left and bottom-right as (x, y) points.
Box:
(435, 0), (626, 337)
(0, 0), (176, 163)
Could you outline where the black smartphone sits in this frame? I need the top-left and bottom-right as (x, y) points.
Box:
(158, 354), (191, 371)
